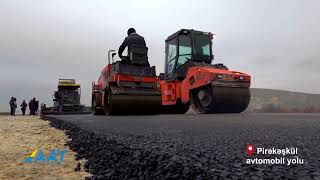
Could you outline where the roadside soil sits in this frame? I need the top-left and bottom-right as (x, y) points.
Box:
(0, 115), (90, 180)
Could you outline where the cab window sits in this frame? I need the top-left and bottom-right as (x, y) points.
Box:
(177, 35), (192, 68)
(194, 34), (211, 60)
(166, 39), (177, 74)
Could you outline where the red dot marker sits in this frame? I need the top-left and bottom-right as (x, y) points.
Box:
(246, 144), (254, 156)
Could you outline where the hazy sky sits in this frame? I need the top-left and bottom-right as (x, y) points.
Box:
(1, 0), (320, 111)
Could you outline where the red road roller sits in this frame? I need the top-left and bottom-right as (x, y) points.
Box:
(92, 29), (251, 115)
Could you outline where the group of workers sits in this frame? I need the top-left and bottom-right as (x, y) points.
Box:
(9, 97), (39, 116)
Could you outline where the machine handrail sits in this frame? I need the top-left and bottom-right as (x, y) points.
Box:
(107, 50), (116, 65)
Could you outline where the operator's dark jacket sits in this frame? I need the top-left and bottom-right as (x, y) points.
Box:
(118, 33), (146, 58)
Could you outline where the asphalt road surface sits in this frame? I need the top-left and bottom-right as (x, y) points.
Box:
(45, 113), (320, 179)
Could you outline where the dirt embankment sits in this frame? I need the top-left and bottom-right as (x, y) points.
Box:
(0, 115), (90, 180)
(247, 88), (320, 113)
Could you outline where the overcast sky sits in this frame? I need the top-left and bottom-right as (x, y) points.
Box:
(1, 0), (319, 111)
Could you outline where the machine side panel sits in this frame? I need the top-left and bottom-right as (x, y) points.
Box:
(180, 67), (251, 104)
(181, 67), (214, 103)
(160, 80), (182, 105)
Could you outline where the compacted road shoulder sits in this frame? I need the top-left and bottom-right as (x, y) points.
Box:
(44, 113), (320, 179)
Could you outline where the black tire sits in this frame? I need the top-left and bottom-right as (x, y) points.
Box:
(92, 93), (105, 115)
(190, 86), (214, 114)
(103, 89), (113, 115)
(190, 86), (250, 114)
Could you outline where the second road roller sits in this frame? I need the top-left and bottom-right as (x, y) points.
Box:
(92, 29), (251, 115)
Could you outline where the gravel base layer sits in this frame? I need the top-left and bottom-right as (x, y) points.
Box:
(43, 114), (320, 180)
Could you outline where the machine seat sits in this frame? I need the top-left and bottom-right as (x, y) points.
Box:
(112, 61), (156, 77)
(129, 45), (150, 67)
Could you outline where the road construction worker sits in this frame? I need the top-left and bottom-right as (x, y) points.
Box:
(118, 28), (146, 62)
(29, 98), (36, 115)
(9, 97), (17, 116)
(21, 100), (27, 116)
(35, 100), (39, 115)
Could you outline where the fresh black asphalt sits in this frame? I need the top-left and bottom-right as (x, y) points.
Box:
(44, 113), (320, 179)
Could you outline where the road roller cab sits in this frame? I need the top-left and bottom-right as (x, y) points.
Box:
(160, 29), (251, 113)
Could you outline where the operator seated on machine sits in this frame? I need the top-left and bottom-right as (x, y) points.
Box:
(118, 28), (148, 65)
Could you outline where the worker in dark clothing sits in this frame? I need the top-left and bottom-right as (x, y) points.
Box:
(21, 100), (28, 116)
(9, 97), (17, 116)
(28, 99), (33, 115)
(35, 100), (39, 115)
(118, 28), (146, 62)
(29, 98), (36, 115)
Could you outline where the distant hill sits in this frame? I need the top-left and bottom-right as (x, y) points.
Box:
(0, 112), (10, 115)
(247, 88), (320, 113)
